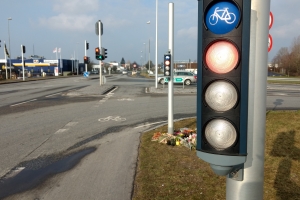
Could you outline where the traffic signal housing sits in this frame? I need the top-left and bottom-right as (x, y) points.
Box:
(196, 0), (251, 177)
(101, 47), (107, 60)
(163, 53), (171, 76)
(86, 42), (89, 50)
(84, 56), (90, 64)
(95, 47), (103, 60)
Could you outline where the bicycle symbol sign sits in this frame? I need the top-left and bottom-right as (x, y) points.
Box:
(209, 7), (236, 25)
(205, 2), (240, 35)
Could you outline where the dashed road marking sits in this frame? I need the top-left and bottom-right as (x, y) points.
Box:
(10, 99), (37, 107)
(45, 92), (62, 97)
(54, 129), (68, 134)
(65, 122), (78, 126)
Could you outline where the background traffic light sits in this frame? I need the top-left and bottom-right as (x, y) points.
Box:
(84, 56), (90, 64)
(196, 0), (251, 177)
(101, 47), (107, 60)
(163, 52), (171, 76)
(86, 42), (89, 50)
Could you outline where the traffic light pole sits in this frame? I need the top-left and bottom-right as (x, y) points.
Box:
(85, 40), (87, 73)
(98, 21), (102, 86)
(21, 45), (25, 81)
(168, 3), (174, 134)
(226, 0), (270, 199)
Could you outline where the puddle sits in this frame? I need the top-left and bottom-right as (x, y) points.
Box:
(0, 147), (96, 199)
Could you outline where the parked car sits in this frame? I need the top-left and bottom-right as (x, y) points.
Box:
(158, 71), (197, 85)
(122, 70), (128, 74)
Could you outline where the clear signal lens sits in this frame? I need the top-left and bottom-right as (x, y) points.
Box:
(165, 72), (170, 76)
(205, 119), (237, 150)
(165, 66), (170, 70)
(205, 80), (238, 112)
(205, 41), (239, 74)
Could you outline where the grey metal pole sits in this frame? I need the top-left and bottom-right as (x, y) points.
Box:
(148, 39), (150, 73)
(155, 0), (158, 88)
(4, 41), (8, 80)
(168, 3), (174, 134)
(8, 17), (12, 79)
(85, 40), (87, 73)
(76, 42), (78, 75)
(226, 0), (270, 199)
(21, 45), (25, 81)
(99, 21), (102, 86)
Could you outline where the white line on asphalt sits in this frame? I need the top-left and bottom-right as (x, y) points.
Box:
(45, 92), (62, 97)
(54, 129), (68, 134)
(134, 120), (167, 129)
(10, 99), (37, 107)
(65, 122), (78, 126)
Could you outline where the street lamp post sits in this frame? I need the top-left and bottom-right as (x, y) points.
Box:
(8, 17), (12, 79)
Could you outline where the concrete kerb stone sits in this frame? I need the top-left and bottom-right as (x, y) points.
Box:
(148, 86), (197, 94)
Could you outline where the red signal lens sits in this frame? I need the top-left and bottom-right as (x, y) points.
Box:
(205, 41), (239, 74)
(165, 60), (170, 66)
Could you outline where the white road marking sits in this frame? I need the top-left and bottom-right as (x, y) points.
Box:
(117, 98), (134, 101)
(54, 129), (68, 134)
(45, 92), (62, 97)
(98, 116), (126, 122)
(10, 99), (37, 107)
(65, 122), (78, 126)
(134, 120), (167, 129)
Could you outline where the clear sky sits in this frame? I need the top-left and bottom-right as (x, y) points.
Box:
(0, 0), (298, 65)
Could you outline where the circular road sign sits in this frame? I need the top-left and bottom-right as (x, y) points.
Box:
(268, 34), (273, 52)
(205, 1), (240, 35)
(269, 12), (274, 30)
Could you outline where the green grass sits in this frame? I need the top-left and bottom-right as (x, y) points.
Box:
(133, 111), (300, 200)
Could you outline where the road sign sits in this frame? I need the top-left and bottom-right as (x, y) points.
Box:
(95, 20), (103, 35)
(269, 12), (273, 30)
(83, 71), (89, 77)
(268, 34), (273, 52)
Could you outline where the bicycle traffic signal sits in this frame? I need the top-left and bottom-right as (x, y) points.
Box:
(196, 0), (251, 177)
(163, 52), (171, 76)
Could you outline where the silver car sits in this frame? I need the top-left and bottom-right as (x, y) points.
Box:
(158, 71), (197, 85)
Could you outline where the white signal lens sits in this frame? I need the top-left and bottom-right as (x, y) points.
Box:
(165, 72), (170, 76)
(205, 80), (238, 112)
(205, 41), (239, 74)
(165, 66), (170, 70)
(205, 119), (237, 150)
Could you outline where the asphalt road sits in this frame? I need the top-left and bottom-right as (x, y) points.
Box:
(0, 74), (299, 199)
(0, 74), (197, 200)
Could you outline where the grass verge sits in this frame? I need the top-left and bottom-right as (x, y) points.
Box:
(133, 111), (300, 200)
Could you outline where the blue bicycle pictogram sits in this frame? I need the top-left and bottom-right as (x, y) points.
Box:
(209, 7), (236, 25)
(205, 2), (240, 35)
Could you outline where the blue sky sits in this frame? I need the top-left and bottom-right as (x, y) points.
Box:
(0, 0), (298, 65)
